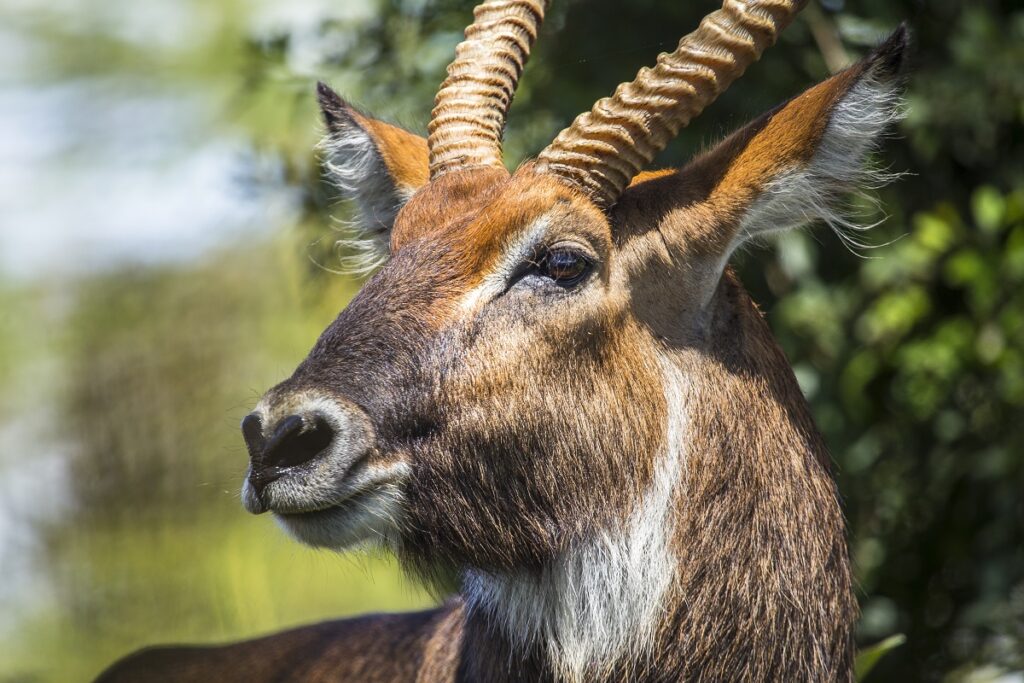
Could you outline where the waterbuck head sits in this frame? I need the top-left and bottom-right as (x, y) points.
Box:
(240, 1), (907, 678)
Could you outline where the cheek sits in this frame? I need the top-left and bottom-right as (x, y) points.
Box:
(423, 311), (666, 534)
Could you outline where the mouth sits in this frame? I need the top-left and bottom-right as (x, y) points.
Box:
(241, 458), (409, 550)
(273, 481), (406, 550)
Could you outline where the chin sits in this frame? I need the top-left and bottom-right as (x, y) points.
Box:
(274, 484), (406, 551)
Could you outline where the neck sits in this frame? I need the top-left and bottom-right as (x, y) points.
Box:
(455, 273), (856, 682)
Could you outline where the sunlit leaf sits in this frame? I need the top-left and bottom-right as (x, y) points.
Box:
(855, 634), (906, 681)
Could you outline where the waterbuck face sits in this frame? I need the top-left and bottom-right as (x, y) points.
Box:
(244, 151), (670, 571)
(240, 2), (906, 584)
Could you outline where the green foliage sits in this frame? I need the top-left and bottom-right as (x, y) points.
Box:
(767, 186), (1024, 678)
(857, 634), (907, 681)
(3, 513), (431, 682)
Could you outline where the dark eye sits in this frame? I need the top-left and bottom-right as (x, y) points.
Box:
(537, 247), (591, 286)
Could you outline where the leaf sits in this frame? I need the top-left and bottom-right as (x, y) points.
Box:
(972, 185), (1006, 235)
(855, 634), (907, 681)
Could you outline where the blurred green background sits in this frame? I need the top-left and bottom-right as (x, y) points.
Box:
(0, 0), (1021, 681)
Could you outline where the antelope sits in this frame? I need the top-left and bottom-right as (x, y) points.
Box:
(99, 0), (908, 680)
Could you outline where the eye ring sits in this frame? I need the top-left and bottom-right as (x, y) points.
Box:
(536, 245), (592, 286)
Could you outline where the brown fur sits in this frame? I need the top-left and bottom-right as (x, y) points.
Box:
(362, 116), (429, 191)
(98, 26), (909, 683)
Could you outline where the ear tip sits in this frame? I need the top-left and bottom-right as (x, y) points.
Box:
(316, 81), (357, 129)
(316, 80), (343, 108)
(869, 23), (912, 79)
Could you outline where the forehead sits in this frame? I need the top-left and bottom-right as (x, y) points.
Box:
(389, 166), (610, 286)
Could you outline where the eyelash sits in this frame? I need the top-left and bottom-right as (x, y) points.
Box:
(532, 245), (593, 286)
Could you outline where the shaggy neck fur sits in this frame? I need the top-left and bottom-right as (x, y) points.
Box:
(462, 355), (685, 682)
(456, 273), (856, 683)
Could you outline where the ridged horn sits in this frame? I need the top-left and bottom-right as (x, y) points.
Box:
(427, 0), (548, 179)
(537, 0), (808, 208)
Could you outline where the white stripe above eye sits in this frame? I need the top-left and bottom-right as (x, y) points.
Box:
(458, 211), (554, 313)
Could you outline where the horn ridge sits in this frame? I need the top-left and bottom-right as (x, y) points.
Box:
(427, 0), (548, 179)
(537, 0), (808, 207)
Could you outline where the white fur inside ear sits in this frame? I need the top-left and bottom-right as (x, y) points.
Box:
(734, 65), (905, 255)
(319, 118), (410, 275)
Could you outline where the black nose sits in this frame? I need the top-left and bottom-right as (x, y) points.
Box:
(242, 413), (335, 494)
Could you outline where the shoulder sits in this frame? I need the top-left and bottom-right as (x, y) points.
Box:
(94, 603), (464, 683)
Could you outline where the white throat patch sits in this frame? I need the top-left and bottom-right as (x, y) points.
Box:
(464, 356), (688, 681)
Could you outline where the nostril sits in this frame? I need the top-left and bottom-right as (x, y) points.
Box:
(263, 414), (303, 461)
(263, 414), (334, 470)
(240, 413), (265, 454)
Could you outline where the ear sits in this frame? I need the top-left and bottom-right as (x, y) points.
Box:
(317, 82), (429, 272)
(620, 26), (908, 286)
